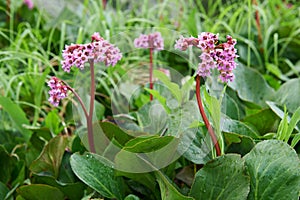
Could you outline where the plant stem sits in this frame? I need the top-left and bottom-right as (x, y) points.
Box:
(195, 75), (221, 156)
(87, 59), (96, 153)
(149, 47), (153, 101)
(253, 0), (263, 53)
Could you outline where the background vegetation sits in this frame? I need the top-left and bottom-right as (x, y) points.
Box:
(0, 0), (300, 199)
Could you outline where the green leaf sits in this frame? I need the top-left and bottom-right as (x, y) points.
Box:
(285, 106), (300, 142)
(181, 76), (194, 100)
(277, 106), (289, 141)
(144, 88), (170, 113)
(275, 78), (300, 112)
(153, 70), (182, 102)
(123, 135), (175, 153)
(0, 145), (17, 184)
(0, 181), (9, 200)
(224, 132), (255, 156)
(228, 64), (275, 107)
(70, 152), (125, 200)
(29, 135), (70, 178)
(203, 87), (221, 135)
(44, 110), (64, 135)
(0, 96), (32, 141)
(100, 122), (134, 146)
(116, 171), (157, 192)
(95, 100), (105, 120)
(223, 93), (240, 120)
(190, 154), (250, 200)
(155, 171), (194, 200)
(124, 194), (140, 200)
(242, 109), (279, 135)
(183, 128), (212, 165)
(17, 184), (64, 200)
(32, 175), (85, 200)
(244, 140), (300, 200)
(291, 133), (300, 148)
(202, 87), (224, 154)
(222, 117), (259, 138)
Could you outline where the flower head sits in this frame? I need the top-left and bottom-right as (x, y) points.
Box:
(47, 77), (68, 107)
(61, 33), (122, 72)
(134, 32), (164, 51)
(197, 32), (218, 51)
(175, 33), (238, 82)
(23, 0), (34, 9)
(175, 36), (198, 51)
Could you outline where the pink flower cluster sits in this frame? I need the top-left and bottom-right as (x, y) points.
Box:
(175, 32), (238, 82)
(134, 32), (164, 51)
(47, 77), (68, 107)
(61, 32), (122, 72)
(23, 0), (34, 9)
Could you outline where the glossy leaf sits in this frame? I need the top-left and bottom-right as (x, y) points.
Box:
(244, 140), (300, 200)
(224, 132), (255, 156)
(242, 109), (279, 135)
(32, 175), (85, 200)
(100, 122), (134, 146)
(275, 78), (300, 112)
(123, 135), (175, 153)
(70, 152), (125, 200)
(222, 117), (259, 138)
(29, 135), (70, 177)
(228, 64), (275, 107)
(155, 171), (194, 200)
(17, 184), (64, 200)
(190, 154), (250, 200)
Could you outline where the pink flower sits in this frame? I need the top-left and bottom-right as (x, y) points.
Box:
(175, 36), (198, 51)
(134, 32), (164, 51)
(197, 52), (217, 77)
(47, 77), (68, 107)
(91, 32), (102, 42)
(197, 32), (218, 50)
(175, 33), (238, 83)
(61, 32), (122, 72)
(23, 0), (34, 9)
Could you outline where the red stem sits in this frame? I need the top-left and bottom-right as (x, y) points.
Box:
(195, 75), (221, 156)
(102, 0), (107, 9)
(253, 0), (263, 51)
(87, 59), (96, 153)
(149, 47), (153, 101)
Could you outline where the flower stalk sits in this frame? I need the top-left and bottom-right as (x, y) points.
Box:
(48, 32), (122, 153)
(134, 32), (164, 101)
(149, 47), (154, 101)
(195, 75), (221, 156)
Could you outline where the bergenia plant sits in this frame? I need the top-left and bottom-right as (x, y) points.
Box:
(175, 32), (238, 156)
(134, 32), (164, 100)
(47, 32), (122, 153)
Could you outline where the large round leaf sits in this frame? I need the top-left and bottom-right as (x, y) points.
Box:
(244, 140), (300, 200)
(228, 64), (275, 107)
(190, 154), (250, 200)
(70, 152), (125, 200)
(275, 78), (300, 112)
(17, 184), (64, 200)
